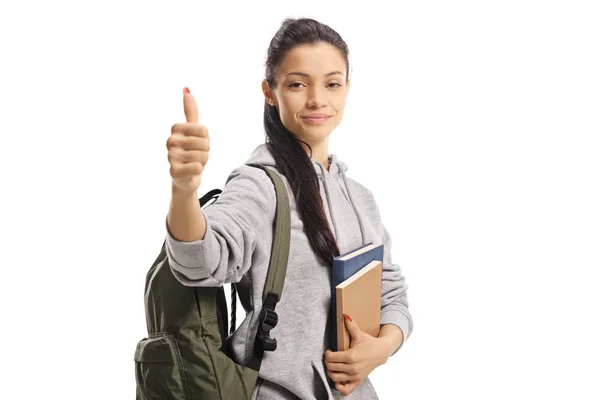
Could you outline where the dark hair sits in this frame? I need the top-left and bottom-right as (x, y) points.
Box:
(263, 18), (350, 266)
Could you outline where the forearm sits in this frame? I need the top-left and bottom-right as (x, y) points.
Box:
(167, 183), (206, 242)
(378, 324), (404, 358)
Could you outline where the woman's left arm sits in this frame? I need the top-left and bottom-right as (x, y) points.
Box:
(378, 223), (413, 356)
(378, 324), (404, 358)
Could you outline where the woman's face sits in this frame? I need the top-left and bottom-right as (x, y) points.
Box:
(263, 42), (350, 146)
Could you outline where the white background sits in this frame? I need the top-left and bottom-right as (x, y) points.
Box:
(1, 0), (599, 399)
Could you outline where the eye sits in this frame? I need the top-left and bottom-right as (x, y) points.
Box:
(288, 82), (342, 89)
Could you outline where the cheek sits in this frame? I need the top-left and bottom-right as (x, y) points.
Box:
(334, 103), (346, 120)
(283, 107), (303, 125)
(277, 98), (295, 116)
(335, 95), (348, 110)
(280, 108), (298, 125)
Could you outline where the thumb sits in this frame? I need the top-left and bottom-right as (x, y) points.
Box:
(183, 87), (199, 123)
(343, 314), (362, 339)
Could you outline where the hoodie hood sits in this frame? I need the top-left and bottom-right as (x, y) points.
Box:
(244, 142), (366, 246)
(245, 142), (348, 179)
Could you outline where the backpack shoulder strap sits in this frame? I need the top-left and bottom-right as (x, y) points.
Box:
(246, 163), (290, 301)
(245, 163), (291, 371)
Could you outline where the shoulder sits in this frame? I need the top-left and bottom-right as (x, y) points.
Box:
(212, 164), (277, 216)
(226, 164), (275, 186)
(341, 174), (385, 226)
(341, 174), (376, 204)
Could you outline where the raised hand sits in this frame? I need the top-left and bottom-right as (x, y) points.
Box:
(166, 87), (210, 193)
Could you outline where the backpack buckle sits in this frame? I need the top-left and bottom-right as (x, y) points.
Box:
(257, 307), (278, 352)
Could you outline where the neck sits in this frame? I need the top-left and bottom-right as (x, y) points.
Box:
(299, 138), (330, 171)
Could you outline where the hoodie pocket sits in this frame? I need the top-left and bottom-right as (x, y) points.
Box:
(312, 359), (380, 400)
(250, 377), (264, 400)
(134, 333), (190, 400)
(311, 358), (335, 399)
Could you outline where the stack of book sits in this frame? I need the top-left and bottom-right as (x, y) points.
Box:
(330, 243), (384, 352)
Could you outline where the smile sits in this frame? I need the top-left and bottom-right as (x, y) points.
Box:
(301, 116), (330, 124)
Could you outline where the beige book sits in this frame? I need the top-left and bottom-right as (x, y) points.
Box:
(335, 260), (383, 351)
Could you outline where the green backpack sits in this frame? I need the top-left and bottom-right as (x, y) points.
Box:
(134, 164), (291, 400)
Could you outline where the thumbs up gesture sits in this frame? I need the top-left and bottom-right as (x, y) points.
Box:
(166, 87), (210, 193)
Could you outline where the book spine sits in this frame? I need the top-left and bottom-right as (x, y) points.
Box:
(335, 287), (348, 352)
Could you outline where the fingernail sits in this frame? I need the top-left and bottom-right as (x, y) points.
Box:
(343, 314), (352, 322)
(183, 87), (190, 94)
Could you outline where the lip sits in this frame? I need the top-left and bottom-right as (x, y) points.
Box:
(302, 113), (331, 118)
(301, 114), (331, 124)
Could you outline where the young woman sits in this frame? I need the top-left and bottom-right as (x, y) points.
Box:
(165, 17), (413, 400)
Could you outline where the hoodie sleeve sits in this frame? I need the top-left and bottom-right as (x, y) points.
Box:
(374, 200), (414, 356)
(379, 224), (413, 355)
(164, 164), (276, 287)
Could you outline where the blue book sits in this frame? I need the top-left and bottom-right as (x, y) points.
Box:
(330, 242), (384, 352)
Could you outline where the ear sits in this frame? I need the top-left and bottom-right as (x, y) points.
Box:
(346, 78), (351, 92)
(262, 79), (277, 106)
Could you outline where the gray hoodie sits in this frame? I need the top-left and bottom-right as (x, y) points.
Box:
(165, 142), (413, 400)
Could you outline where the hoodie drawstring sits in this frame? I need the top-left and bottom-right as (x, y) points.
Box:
(316, 162), (367, 248)
(317, 162), (341, 243)
(341, 168), (366, 246)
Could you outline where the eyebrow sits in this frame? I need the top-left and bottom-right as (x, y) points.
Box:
(286, 71), (344, 78)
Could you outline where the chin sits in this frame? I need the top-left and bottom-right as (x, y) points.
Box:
(299, 131), (332, 143)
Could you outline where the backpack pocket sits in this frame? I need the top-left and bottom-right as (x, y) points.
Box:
(134, 333), (190, 400)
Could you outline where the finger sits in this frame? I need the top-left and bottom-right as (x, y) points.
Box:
(325, 360), (354, 374)
(335, 380), (359, 396)
(170, 162), (204, 180)
(326, 368), (355, 383)
(324, 348), (353, 364)
(168, 148), (209, 165)
(167, 134), (210, 152)
(344, 314), (362, 340)
(183, 87), (199, 123)
(171, 122), (209, 138)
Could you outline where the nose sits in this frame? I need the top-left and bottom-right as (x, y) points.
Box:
(307, 87), (327, 108)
